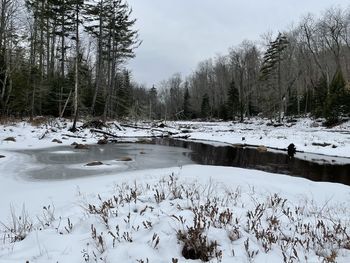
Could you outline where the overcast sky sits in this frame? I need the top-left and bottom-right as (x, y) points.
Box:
(126, 0), (349, 87)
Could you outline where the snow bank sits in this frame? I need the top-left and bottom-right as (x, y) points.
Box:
(0, 165), (349, 262)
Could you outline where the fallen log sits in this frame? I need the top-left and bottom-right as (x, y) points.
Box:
(152, 128), (179, 135)
(62, 133), (87, 139)
(39, 130), (49, 140)
(312, 142), (332, 147)
(110, 122), (125, 131)
(121, 124), (152, 130)
(90, 128), (170, 138)
(90, 129), (120, 138)
(82, 120), (107, 129)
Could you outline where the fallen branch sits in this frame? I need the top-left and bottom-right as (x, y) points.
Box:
(62, 133), (86, 139)
(121, 124), (152, 130)
(110, 122), (125, 131)
(90, 128), (170, 138)
(90, 129), (119, 138)
(152, 128), (179, 135)
(39, 130), (49, 140)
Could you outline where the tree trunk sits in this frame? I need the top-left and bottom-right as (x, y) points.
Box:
(30, 15), (38, 121)
(91, 0), (103, 115)
(59, 13), (65, 116)
(60, 88), (72, 118)
(278, 56), (283, 123)
(71, 5), (79, 131)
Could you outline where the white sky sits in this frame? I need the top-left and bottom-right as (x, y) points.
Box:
(126, 0), (349, 87)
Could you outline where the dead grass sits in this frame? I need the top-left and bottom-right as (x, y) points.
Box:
(1, 175), (349, 262)
(176, 206), (223, 261)
(1, 205), (33, 243)
(0, 116), (21, 125)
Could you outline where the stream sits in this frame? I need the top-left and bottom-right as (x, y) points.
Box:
(14, 138), (350, 185)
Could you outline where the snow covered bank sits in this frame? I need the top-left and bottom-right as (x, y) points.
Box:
(1, 164), (350, 262)
(0, 119), (150, 151)
(1, 117), (350, 158)
(172, 118), (350, 158)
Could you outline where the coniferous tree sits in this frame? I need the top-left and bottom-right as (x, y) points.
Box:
(25, 0), (46, 117)
(183, 86), (191, 119)
(148, 85), (158, 119)
(84, 0), (107, 114)
(116, 70), (132, 118)
(226, 80), (239, 120)
(200, 93), (210, 119)
(97, 0), (140, 119)
(51, 0), (74, 117)
(312, 75), (328, 118)
(260, 33), (289, 122)
(324, 70), (346, 126)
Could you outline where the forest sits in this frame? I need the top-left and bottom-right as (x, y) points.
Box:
(1, 1), (350, 126)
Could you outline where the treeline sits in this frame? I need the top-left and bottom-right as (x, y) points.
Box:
(155, 7), (350, 125)
(2, 3), (350, 125)
(0, 0), (143, 128)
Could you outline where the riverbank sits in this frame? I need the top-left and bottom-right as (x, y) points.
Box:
(1, 117), (349, 158)
(171, 118), (350, 158)
(0, 117), (350, 262)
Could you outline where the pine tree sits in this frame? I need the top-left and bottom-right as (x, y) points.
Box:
(25, 0), (46, 117)
(226, 80), (239, 120)
(183, 86), (191, 119)
(148, 85), (157, 119)
(260, 33), (289, 122)
(116, 70), (132, 118)
(200, 93), (210, 119)
(84, 0), (140, 118)
(84, 0), (107, 114)
(324, 70), (346, 126)
(51, 0), (74, 117)
(312, 75), (328, 118)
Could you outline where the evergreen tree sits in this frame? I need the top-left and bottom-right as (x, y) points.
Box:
(226, 80), (239, 120)
(218, 103), (228, 120)
(85, 0), (140, 119)
(324, 70), (346, 126)
(148, 85), (158, 119)
(183, 86), (191, 119)
(116, 70), (132, 118)
(51, 0), (74, 117)
(200, 93), (210, 119)
(260, 33), (289, 122)
(312, 75), (328, 118)
(25, 0), (47, 117)
(84, 0), (108, 114)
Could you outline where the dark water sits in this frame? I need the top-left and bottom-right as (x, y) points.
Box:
(17, 143), (194, 181)
(152, 138), (350, 186)
(15, 139), (350, 185)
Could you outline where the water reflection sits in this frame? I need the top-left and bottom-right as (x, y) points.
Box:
(153, 139), (350, 186)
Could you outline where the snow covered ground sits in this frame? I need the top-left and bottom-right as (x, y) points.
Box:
(0, 118), (349, 262)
